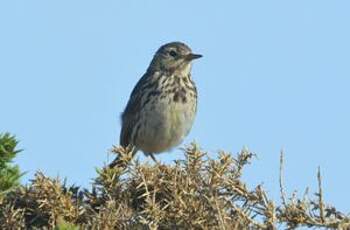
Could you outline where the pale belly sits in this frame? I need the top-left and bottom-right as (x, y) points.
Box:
(135, 97), (196, 154)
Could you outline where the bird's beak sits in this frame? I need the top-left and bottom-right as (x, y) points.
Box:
(185, 53), (203, 61)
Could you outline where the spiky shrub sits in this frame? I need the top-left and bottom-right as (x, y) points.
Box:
(0, 143), (349, 229)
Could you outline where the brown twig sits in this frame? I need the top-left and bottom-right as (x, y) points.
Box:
(279, 150), (287, 207)
(317, 166), (325, 223)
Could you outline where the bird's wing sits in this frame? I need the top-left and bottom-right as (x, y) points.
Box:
(120, 72), (154, 147)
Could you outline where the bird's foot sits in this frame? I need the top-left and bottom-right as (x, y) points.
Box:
(148, 153), (160, 164)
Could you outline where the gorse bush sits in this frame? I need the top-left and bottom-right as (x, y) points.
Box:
(0, 134), (349, 229)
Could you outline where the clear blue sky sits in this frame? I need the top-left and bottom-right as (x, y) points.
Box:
(1, 1), (349, 213)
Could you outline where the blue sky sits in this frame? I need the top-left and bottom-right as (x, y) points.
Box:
(1, 1), (349, 213)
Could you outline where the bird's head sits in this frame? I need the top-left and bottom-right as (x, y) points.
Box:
(149, 42), (202, 73)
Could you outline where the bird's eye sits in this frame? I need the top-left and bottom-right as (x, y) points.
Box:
(169, 50), (177, 57)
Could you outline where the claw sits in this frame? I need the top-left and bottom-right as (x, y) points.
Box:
(149, 153), (159, 164)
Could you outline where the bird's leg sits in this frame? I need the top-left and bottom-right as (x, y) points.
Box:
(149, 153), (159, 164)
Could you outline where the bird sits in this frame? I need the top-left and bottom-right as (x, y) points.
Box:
(109, 42), (202, 167)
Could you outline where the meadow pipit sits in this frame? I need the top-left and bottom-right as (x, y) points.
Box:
(110, 42), (202, 167)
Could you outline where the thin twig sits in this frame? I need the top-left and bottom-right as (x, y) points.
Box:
(279, 150), (287, 207)
(214, 195), (226, 230)
(318, 166), (325, 223)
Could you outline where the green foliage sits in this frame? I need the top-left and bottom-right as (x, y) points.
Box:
(54, 218), (80, 230)
(0, 133), (23, 197)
